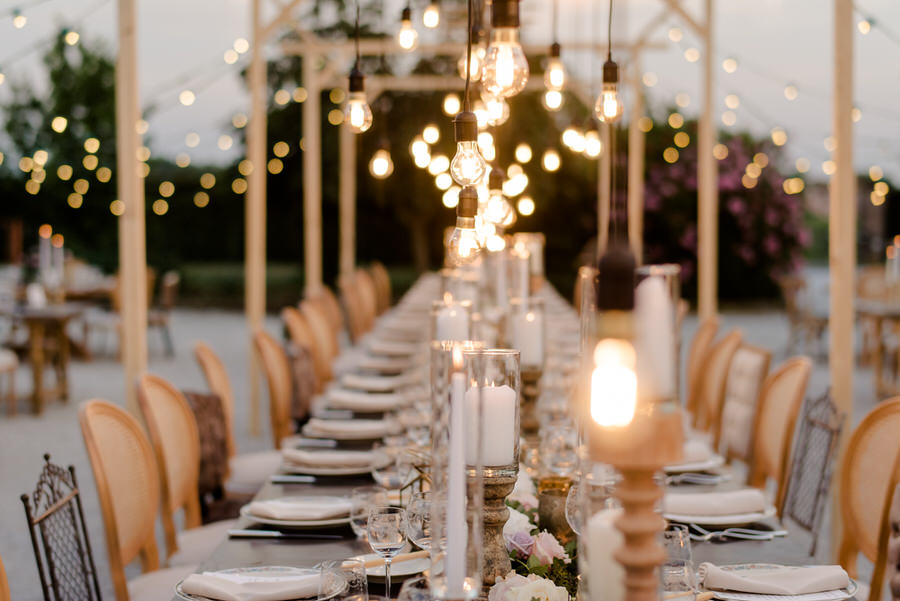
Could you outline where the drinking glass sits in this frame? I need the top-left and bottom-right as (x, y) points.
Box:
(351, 486), (388, 540)
(539, 419), (578, 478)
(371, 445), (414, 489)
(662, 525), (695, 594)
(406, 492), (435, 550)
(564, 463), (619, 535)
(318, 558), (368, 601)
(367, 505), (408, 597)
(397, 576), (431, 601)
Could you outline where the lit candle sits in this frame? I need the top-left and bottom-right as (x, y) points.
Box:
(511, 309), (545, 370)
(635, 276), (675, 401)
(38, 224), (52, 283)
(515, 247), (530, 300)
(445, 347), (468, 596)
(464, 384), (517, 466)
(51, 234), (64, 287)
(587, 508), (624, 601)
(436, 302), (469, 341)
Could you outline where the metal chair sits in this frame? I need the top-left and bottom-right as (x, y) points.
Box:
(780, 389), (845, 556)
(20, 454), (103, 601)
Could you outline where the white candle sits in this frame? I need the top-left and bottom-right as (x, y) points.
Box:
(635, 276), (675, 401)
(38, 235), (51, 281)
(511, 309), (545, 369)
(515, 249), (530, 300)
(587, 508), (624, 601)
(464, 384), (516, 466)
(495, 251), (509, 309)
(446, 365), (468, 595)
(436, 304), (469, 341)
(51, 239), (64, 285)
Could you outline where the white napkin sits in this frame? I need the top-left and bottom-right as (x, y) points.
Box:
(357, 355), (415, 373)
(326, 388), (406, 412)
(699, 563), (850, 595)
(677, 439), (714, 465)
(367, 338), (420, 356)
(303, 418), (393, 438)
(341, 373), (416, 392)
(282, 448), (374, 468)
(663, 489), (767, 516)
(181, 570), (320, 601)
(247, 497), (352, 520)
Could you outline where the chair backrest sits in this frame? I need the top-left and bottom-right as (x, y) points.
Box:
(355, 269), (379, 331)
(781, 389), (845, 556)
(718, 343), (772, 460)
(887, 483), (900, 601)
(303, 293), (341, 352)
(300, 300), (339, 363)
(282, 307), (328, 388)
(838, 398), (900, 600)
(158, 271), (180, 310)
(314, 286), (345, 333)
(746, 356), (811, 508)
(193, 342), (236, 459)
(693, 329), (742, 435)
(253, 329), (294, 449)
(369, 261), (392, 314)
(21, 454), (103, 601)
(136, 374), (202, 560)
(79, 400), (161, 601)
(338, 274), (367, 342)
(685, 315), (720, 417)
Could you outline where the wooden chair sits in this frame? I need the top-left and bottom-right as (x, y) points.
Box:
(685, 315), (719, 418)
(136, 374), (235, 566)
(148, 271), (179, 357)
(355, 269), (379, 331)
(693, 329), (742, 437)
(837, 398), (900, 601)
(746, 356), (812, 511)
(282, 307), (328, 389)
(300, 300), (339, 368)
(194, 342), (281, 494)
(21, 454), (103, 601)
(79, 400), (195, 601)
(303, 293), (341, 354)
(887, 483), (900, 601)
(717, 343), (772, 460)
(253, 329), (294, 449)
(369, 261), (392, 314)
(312, 286), (345, 336)
(338, 274), (368, 343)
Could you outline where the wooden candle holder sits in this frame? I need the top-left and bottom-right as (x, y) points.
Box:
(520, 368), (542, 438)
(479, 471), (518, 587)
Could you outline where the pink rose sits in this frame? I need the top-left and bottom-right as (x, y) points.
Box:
(531, 531), (570, 565)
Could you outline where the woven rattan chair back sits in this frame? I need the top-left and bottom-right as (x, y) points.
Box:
(282, 307), (328, 389)
(718, 343), (772, 461)
(338, 274), (368, 342)
(355, 268), (378, 331)
(685, 315), (719, 417)
(780, 389), (844, 556)
(369, 261), (392, 314)
(193, 342), (237, 459)
(300, 299), (339, 364)
(694, 329), (742, 436)
(79, 400), (161, 601)
(253, 329), (293, 449)
(137, 374), (202, 561)
(21, 454), (103, 601)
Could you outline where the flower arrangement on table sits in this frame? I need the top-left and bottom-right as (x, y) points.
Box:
(489, 471), (578, 601)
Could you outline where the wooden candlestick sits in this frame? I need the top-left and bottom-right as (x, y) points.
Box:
(520, 368), (542, 438)
(480, 471), (517, 587)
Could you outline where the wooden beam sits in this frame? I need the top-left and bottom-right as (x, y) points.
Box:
(627, 63), (646, 263)
(598, 123), (611, 255)
(660, 0), (704, 36)
(338, 122), (356, 278)
(303, 51), (323, 294)
(697, 0), (717, 319)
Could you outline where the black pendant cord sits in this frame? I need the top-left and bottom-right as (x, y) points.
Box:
(552, 0), (559, 45)
(610, 123), (619, 244)
(607, 0), (613, 61)
(463, 0), (473, 111)
(354, 3), (361, 69)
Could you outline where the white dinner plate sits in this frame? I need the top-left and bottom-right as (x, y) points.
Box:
(664, 455), (726, 474)
(175, 566), (340, 601)
(664, 505), (777, 527)
(280, 452), (392, 477)
(352, 548), (428, 581)
(705, 564), (858, 601)
(239, 498), (352, 529)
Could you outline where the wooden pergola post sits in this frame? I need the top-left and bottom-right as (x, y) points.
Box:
(697, 0), (717, 319)
(627, 65), (646, 263)
(339, 122), (357, 278)
(598, 123), (611, 254)
(245, 0), (267, 436)
(115, 0), (147, 414)
(303, 52), (323, 294)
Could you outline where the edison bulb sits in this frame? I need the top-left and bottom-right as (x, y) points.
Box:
(344, 92), (373, 133)
(595, 82), (623, 123)
(450, 141), (487, 186)
(398, 12), (418, 51)
(562, 125), (583, 150)
(545, 57), (565, 91)
(458, 45), (486, 81)
(423, 2), (440, 28)
(481, 28), (529, 98)
(483, 95), (509, 126)
(583, 130), (602, 158)
(542, 90), (563, 111)
(590, 338), (637, 427)
(446, 219), (483, 266)
(485, 192), (514, 225)
(369, 149), (393, 179)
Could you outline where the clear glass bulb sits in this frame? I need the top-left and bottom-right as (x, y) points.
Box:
(583, 130), (602, 158)
(481, 28), (529, 98)
(369, 149), (393, 179)
(544, 57), (566, 90)
(344, 92), (373, 133)
(446, 217), (483, 266)
(483, 95), (510, 126)
(542, 89), (563, 111)
(595, 82), (623, 123)
(450, 140), (487, 186)
(423, 3), (440, 28)
(457, 45), (485, 82)
(398, 19), (418, 51)
(485, 191), (513, 225)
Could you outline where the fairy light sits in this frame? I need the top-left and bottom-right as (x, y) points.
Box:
(159, 182), (175, 198)
(713, 144), (728, 160)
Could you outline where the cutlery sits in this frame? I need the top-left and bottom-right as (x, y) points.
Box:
(271, 475), (317, 485)
(228, 529), (344, 540)
(688, 523), (788, 542)
(345, 550), (429, 569)
(665, 473), (729, 486)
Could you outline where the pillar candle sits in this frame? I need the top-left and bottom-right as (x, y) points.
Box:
(495, 251), (509, 309)
(635, 276), (675, 401)
(445, 368), (468, 595)
(511, 309), (545, 369)
(436, 304), (469, 341)
(464, 384), (517, 466)
(51, 240), (64, 286)
(38, 235), (51, 281)
(587, 508), (624, 601)
(515, 250), (530, 300)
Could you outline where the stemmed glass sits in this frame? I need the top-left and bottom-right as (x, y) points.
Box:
(351, 486), (388, 540)
(367, 505), (408, 598)
(406, 492), (434, 550)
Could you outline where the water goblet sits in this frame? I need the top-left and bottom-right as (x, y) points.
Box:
(367, 505), (408, 599)
(351, 486), (388, 540)
(406, 492), (435, 550)
(318, 558), (369, 601)
(662, 524), (695, 594)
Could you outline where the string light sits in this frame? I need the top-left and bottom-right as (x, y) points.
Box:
(397, 6), (418, 51)
(869, 165), (884, 181)
(795, 158), (810, 173)
(369, 147), (394, 179)
(186, 132), (200, 147)
(423, 124), (440, 144)
(784, 84), (798, 100)
(721, 111), (736, 126)
(713, 144), (728, 160)
(267, 158), (283, 174)
(443, 94), (461, 116)
(64, 30), (79, 45)
(442, 186), (460, 208)
(514, 143), (532, 163)
(84, 138), (100, 153)
(667, 113), (684, 128)
(450, 0), (487, 190)
(481, 0), (529, 98)
(179, 90), (195, 106)
(51, 116), (68, 133)
(683, 48), (700, 62)
(673, 132), (690, 148)
(458, 43), (486, 82)
(544, 38), (565, 92)
(446, 186), (483, 266)
(110, 200), (125, 216)
(583, 130), (602, 158)
(675, 93), (690, 108)
(724, 94), (740, 109)
(722, 57), (738, 73)
(200, 173), (216, 189)
(12, 10), (26, 29)
(642, 72), (657, 87)
(484, 165), (513, 226)
(482, 94), (509, 126)
(517, 195), (535, 216)
(541, 149), (561, 172)
(663, 147), (679, 163)
(274, 89), (291, 105)
(218, 135), (233, 150)
(194, 192), (210, 207)
(542, 89), (563, 111)
(233, 38), (249, 53)
(595, 0), (623, 124)
(668, 27), (683, 42)
(770, 127), (787, 146)
(858, 19), (871, 34)
(423, 1), (440, 28)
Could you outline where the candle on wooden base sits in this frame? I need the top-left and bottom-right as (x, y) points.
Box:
(519, 367), (542, 438)
(480, 472), (517, 588)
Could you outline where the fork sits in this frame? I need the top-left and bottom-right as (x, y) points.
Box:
(688, 523), (788, 541)
(665, 473), (729, 486)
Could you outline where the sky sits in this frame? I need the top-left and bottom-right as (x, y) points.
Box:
(0, 0), (897, 182)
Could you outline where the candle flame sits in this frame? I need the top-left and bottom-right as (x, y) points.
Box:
(51, 234), (64, 248)
(443, 291), (453, 304)
(38, 224), (52, 239)
(452, 344), (464, 371)
(894, 234), (900, 246)
(589, 339), (637, 428)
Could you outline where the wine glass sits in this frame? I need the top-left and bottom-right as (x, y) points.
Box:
(319, 558), (369, 601)
(371, 446), (414, 490)
(351, 486), (388, 540)
(396, 575), (430, 601)
(406, 492), (434, 550)
(367, 505), (408, 598)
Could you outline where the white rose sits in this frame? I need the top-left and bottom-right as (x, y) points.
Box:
(508, 576), (569, 601)
(503, 506), (534, 540)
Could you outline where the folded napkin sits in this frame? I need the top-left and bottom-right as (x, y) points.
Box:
(341, 373), (415, 392)
(303, 417), (393, 438)
(282, 448), (374, 468)
(676, 439), (714, 465)
(663, 489), (767, 516)
(367, 338), (420, 356)
(699, 563), (850, 595)
(247, 497), (352, 521)
(181, 570), (321, 601)
(326, 388), (405, 412)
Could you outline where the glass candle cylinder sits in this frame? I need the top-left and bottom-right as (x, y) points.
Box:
(509, 246), (530, 301)
(431, 297), (472, 342)
(509, 297), (546, 372)
(634, 264), (681, 408)
(513, 232), (546, 290)
(484, 247), (510, 311)
(440, 267), (481, 312)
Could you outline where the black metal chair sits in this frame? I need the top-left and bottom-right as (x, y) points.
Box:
(780, 389), (845, 556)
(21, 454), (102, 601)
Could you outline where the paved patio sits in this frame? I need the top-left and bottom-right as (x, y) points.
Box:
(0, 304), (881, 600)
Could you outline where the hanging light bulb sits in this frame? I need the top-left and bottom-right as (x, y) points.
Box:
(583, 129), (603, 158)
(446, 186), (483, 266)
(450, 111), (487, 185)
(343, 67), (373, 133)
(481, 0), (529, 98)
(544, 43), (566, 91)
(369, 147), (394, 179)
(562, 123), (583, 150)
(542, 89), (563, 111)
(484, 165), (514, 226)
(482, 94), (510, 126)
(458, 42), (486, 82)
(595, 57), (623, 123)
(472, 100), (490, 130)
(423, 1), (440, 28)
(397, 7), (418, 51)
